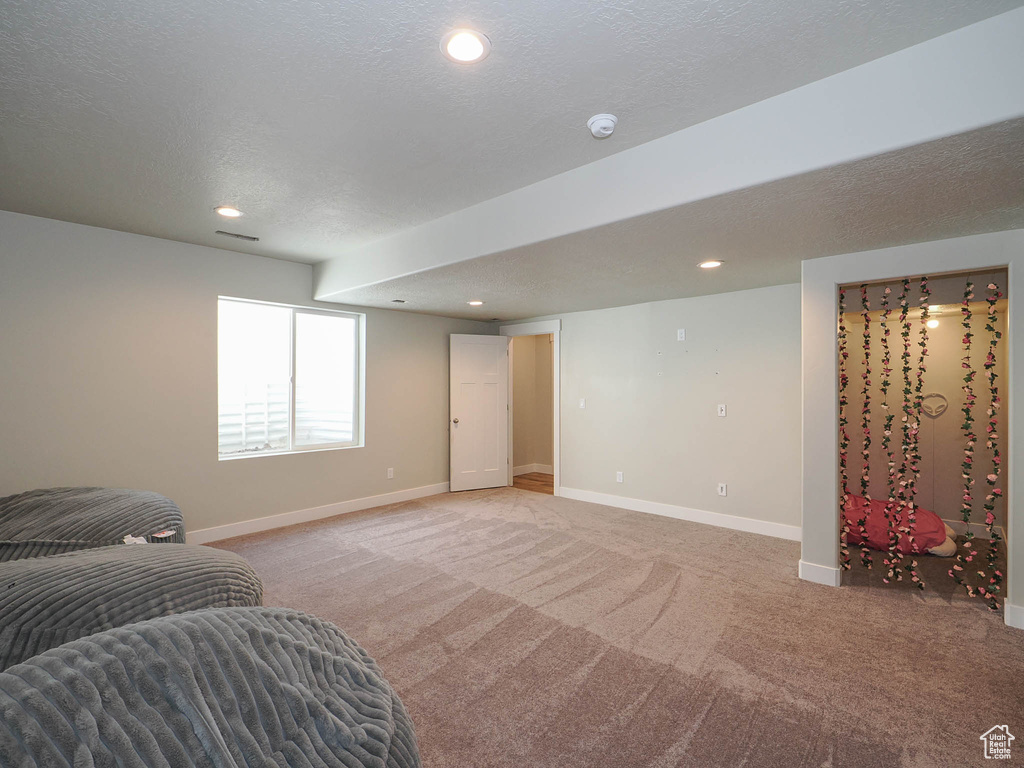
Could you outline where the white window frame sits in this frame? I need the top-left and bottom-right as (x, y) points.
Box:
(218, 296), (365, 460)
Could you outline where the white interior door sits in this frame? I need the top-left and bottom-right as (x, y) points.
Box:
(450, 334), (509, 491)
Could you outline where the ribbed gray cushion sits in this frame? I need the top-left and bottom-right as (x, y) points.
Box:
(0, 543), (263, 669)
(0, 486), (185, 561)
(0, 607), (420, 767)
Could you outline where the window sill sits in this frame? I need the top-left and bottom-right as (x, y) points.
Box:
(218, 443), (364, 461)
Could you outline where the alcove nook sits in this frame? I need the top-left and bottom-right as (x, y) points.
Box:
(800, 230), (1024, 630)
(837, 270), (1008, 610)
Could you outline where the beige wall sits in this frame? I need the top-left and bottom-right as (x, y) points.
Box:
(0, 211), (491, 532)
(552, 283), (802, 527)
(511, 334), (553, 471)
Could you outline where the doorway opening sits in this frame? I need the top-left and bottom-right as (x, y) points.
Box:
(510, 333), (554, 495)
(500, 320), (561, 496)
(837, 268), (1009, 611)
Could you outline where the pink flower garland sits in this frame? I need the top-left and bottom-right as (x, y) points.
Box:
(838, 288), (852, 570)
(879, 287), (902, 583)
(893, 279), (915, 576)
(951, 280), (977, 596)
(904, 278), (930, 589)
(857, 285), (872, 569)
(978, 283), (1004, 609)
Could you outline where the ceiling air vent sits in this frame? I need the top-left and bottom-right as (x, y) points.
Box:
(215, 230), (260, 242)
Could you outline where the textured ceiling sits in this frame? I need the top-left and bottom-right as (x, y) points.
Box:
(1, 0), (1021, 265)
(340, 120), (1024, 320)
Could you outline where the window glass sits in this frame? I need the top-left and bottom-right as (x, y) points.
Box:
(295, 312), (357, 447)
(217, 299), (361, 457)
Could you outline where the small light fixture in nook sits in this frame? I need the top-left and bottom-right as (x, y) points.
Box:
(467, 300), (484, 306)
(441, 28), (491, 63)
(698, 259), (723, 269)
(215, 205), (243, 218)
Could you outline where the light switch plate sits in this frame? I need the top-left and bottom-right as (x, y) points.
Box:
(677, 329), (686, 341)
(717, 404), (727, 417)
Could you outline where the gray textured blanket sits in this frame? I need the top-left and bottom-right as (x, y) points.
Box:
(0, 607), (420, 767)
(0, 486), (186, 561)
(0, 543), (263, 670)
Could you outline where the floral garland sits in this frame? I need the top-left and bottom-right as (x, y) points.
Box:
(837, 275), (1007, 602)
(951, 281), (977, 596)
(838, 288), (852, 570)
(904, 278), (930, 589)
(891, 279), (913, 577)
(979, 283), (1004, 609)
(857, 285), (872, 569)
(878, 287), (901, 583)
(949, 279), (1005, 610)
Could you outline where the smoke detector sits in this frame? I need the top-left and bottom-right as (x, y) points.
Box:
(587, 114), (617, 139)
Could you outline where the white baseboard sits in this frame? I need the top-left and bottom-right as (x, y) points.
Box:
(513, 463), (554, 477)
(1005, 602), (1024, 631)
(559, 487), (801, 541)
(941, 518), (1007, 541)
(799, 559), (843, 587)
(186, 482), (449, 544)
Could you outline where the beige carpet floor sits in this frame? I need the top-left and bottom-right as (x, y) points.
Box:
(215, 488), (1023, 768)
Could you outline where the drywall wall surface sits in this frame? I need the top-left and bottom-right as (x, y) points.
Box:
(0, 211), (491, 532)
(555, 283), (802, 527)
(511, 334), (553, 470)
(512, 334), (538, 468)
(802, 229), (1022, 622)
(534, 333), (554, 467)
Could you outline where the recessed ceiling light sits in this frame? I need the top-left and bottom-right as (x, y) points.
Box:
(441, 29), (490, 63)
(467, 300), (484, 306)
(698, 259), (723, 269)
(926, 318), (940, 329)
(215, 206), (243, 218)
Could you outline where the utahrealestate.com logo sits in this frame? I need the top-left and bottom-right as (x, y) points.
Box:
(980, 725), (1014, 760)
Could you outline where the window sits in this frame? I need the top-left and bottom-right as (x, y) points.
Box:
(217, 298), (363, 457)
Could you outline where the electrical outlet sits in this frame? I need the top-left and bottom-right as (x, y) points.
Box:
(386, 468), (394, 479)
(616, 471), (623, 483)
(677, 328), (686, 341)
(579, 398), (586, 409)
(717, 404), (727, 417)
(717, 483), (728, 497)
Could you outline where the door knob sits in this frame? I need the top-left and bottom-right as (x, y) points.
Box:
(452, 418), (459, 424)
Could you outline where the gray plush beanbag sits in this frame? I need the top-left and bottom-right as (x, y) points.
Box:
(0, 543), (263, 669)
(0, 607), (421, 767)
(0, 486), (186, 561)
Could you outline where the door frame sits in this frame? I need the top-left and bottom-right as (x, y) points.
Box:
(499, 319), (561, 496)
